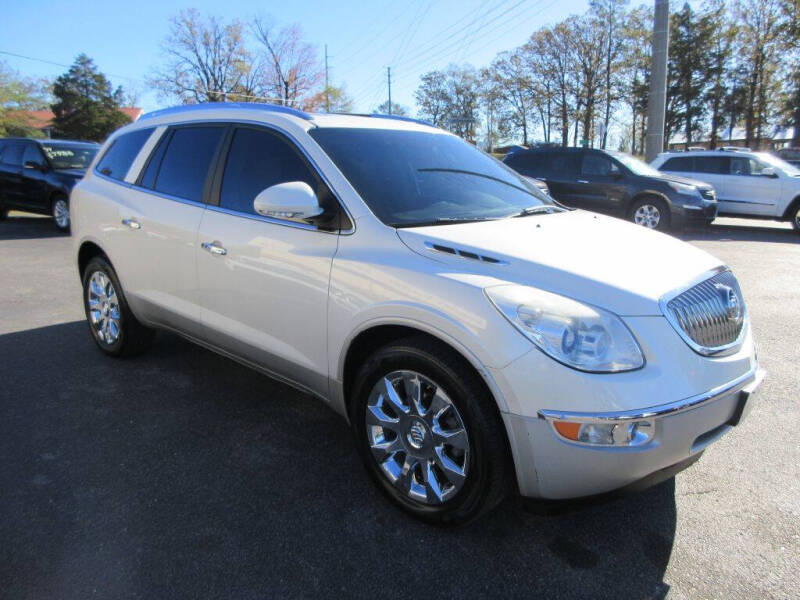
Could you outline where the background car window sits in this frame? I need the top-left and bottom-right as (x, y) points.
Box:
(22, 145), (46, 168)
(694, 156), (728, 174)
(729, 157), (751, 175)
(153, 126), (224, 203)
(747, 159), (766, 175)
(220, 127), (318, 215)
(661, 156), (693, 171)
(505, 153), (542, 176)
(1, 143), (25, 166)
(581, 154), (618, 176)
(96, 128), (154, 180)
(551, 153), (580, 177)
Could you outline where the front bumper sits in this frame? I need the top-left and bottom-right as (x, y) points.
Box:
(502, 366), (764, 499)
(674, 200), (718, 227)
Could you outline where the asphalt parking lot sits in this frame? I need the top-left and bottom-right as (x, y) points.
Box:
(1, 212), (798, 599)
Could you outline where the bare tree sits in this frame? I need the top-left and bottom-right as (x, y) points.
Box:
(252, 19), (322, 107)
(415, 71), (450, 127)
(490, 49), (534, 145)
(150, 9), (253, 104)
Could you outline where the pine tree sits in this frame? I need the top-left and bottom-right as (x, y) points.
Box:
(51, 54), (131, 141)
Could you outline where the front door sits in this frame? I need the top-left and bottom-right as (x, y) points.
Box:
(0, 143), (26, 208)
(196, 125), (341, 397)
(20, 144), (50, 210)
(718, 156), (780, 216)
(574, 153), (629, 215)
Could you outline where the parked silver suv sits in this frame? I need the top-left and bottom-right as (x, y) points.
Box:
(72, 104), (762, 524)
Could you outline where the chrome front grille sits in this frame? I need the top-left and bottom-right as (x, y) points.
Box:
(662, 269), (746, 355)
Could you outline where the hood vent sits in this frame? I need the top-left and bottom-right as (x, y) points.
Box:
(424, 242), (507, 265)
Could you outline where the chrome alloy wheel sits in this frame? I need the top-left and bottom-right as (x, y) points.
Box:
(633, 204), (661, 228)
(365, 370), (470, 505)
(794, 206), (800, 230)
(53, 198), (69, 229)
(87, 271), (121, 344)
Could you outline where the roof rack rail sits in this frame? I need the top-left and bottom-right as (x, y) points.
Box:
(368, 113), (435, 127)
(139, 102), (313, 122)
(720, 146), (750, 152)
(687, 146), (705, 151)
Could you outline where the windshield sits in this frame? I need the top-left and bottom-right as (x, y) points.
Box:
(41, 143), (98, 170)
(309, 128), (553, 227)
(754, 152), (800, 176)
(608, 151), (663, 177)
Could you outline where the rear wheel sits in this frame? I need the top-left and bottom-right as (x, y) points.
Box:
(792, 204), (800, 231)
(52, 195), (70, 232)
(351, 336), (512, 526)
(82, 256), (155, 357)
(630, 196), (670, 231)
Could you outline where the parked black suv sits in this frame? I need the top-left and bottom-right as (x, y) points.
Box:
(503, 147), (717, 231)
(0, 138), (100, 231)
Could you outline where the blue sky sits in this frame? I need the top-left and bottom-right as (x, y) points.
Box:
(2, 0), (591, 115)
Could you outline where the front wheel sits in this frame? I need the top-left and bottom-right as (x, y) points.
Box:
(351, 337), (512, 525)
(82, 256), (155, 357)
(52, 196), (70, 232)
(630, 197), (670, 231)
(792, 204), (800, 232)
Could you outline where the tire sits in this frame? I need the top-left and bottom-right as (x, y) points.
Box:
(82, 256), (155, 357)
(792, 204), (800, 232)
(350, 336), (513, 526)
(630, 196), (670, 231)
(52, 195), (70, 232)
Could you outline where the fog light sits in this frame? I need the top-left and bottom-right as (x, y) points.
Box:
(552, 419), (655, 446)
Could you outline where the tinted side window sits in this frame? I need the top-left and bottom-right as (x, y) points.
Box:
(154, 126), (225, 203)
(505, 153), (541, 175)
(138, 131), (171, 189)
(220, 127), (319, 215)
(22, 144), (46, 168)
(2, 143), (25, 166)
(729, 157), (751, 175)
(96, 128), (154, 180)
(551, 153), (580, 177)
(695, 156), (728, 174)
(581, 154), (618, 176)
(661, 156), (693, 171)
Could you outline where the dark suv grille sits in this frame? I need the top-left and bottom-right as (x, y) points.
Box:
(663, 270), (746, 355)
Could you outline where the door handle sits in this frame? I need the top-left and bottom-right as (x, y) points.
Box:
(201, 241), (227, 256)
(577, 179), (589, 184)
(121, 218), (141, 229)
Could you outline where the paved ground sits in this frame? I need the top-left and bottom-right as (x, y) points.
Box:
(1, 212), (798, 599)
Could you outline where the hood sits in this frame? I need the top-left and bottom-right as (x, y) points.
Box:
(396, 210), (723, 316)
(651, 172), (714, 190)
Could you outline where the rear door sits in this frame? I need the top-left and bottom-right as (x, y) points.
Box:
(20, 143), (50, 210)
(105, 124), (225, 335)
(539, 152), (582, 207)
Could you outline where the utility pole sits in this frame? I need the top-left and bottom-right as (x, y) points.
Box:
(324, 44), (330, 112)
(387, 67), (392, 115)
(645, 0), (669, 161)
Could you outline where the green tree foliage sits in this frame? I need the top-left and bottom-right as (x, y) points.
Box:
(51, 54), (131, 141)
(0, 61), (51, 137)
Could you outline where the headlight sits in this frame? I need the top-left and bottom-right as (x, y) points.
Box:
(667, 181), (700, 197)
(485, 285), (644, 372)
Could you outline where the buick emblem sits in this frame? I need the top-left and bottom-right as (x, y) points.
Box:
(716, 284), (742, 322)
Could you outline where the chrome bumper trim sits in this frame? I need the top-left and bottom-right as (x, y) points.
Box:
(539, 364), (764, 423)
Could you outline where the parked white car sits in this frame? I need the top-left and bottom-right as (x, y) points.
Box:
(651, 148), (800, 230)
(71, 104), (763, 524)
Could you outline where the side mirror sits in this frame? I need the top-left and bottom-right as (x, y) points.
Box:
(760, 167), (778, 178)
(24, 160), (45, 171)
(253, 181), (323, 222)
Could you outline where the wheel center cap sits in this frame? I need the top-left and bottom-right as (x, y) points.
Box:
(406, 420), (427, 450)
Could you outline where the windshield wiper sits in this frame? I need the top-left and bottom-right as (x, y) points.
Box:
(392, 216), (501, 228)
(510, 205), (565, 218)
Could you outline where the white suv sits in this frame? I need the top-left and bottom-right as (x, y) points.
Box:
(651, 149), (800, 230)
(71, 104), (763, 524)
